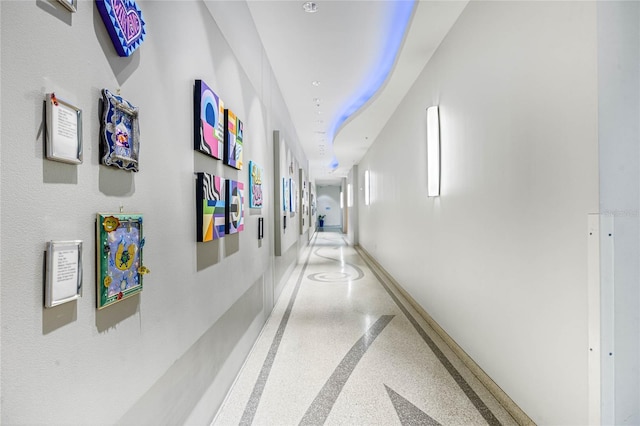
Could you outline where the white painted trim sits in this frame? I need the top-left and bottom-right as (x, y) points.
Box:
(587, 214), (601, 425)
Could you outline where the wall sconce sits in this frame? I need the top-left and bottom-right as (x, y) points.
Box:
(340, 191), (344, 209)
(427, 105), (440, 197)
(364, 170), (370, 206)
(347, 184), (353, 208)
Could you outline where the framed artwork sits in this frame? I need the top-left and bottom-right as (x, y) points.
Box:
(57, 0), (77, 12)
(224, 109), (243, 170)
(289, 178), (296, 213)
(96, 213), (146, 309)
(45, 93), (82, 164)
(100, 89), (140, 172)
(282, 178), (290, 212)
(194, 80), (224, 160)
(226, 179), (245, 234)
(96, 0), (146, 57)
(44, 240), (83, 308)
(196, 172), (226, 241)
(249, 161), (263, 208)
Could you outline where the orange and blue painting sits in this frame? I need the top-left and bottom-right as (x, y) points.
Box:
(224, 109), (243, 170)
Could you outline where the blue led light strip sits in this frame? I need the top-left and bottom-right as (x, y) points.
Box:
(328, 0), (416, 170)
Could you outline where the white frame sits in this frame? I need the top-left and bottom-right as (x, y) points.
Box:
(57, 0), (77, 13)
(45, 240), (83, 308)
(45, 93), (83, 164)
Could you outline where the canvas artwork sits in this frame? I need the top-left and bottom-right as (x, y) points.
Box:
(249, 161), (263, 208)
(226, 179), (245, 234)
(96, 213), (146, 309)
(224, 109), (243, 170)
(289, 178), (296, 214)
(196, 173), (226, 242)
(194, 80), (225, 160)
(100, 89), (140, 171)
(283, 178), (290, 212)
(96, 0), (146, 57)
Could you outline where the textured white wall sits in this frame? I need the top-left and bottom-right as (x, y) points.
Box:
(0, 1), (306, 424)
(357, 2), (598, 424)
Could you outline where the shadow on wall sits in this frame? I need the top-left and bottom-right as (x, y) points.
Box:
(95, 294), (140, 333)
(197, 240), (221, 271)
(36, 0), (72, 26)
(43, 301), (77, 335)
(92, 2), (140, 86)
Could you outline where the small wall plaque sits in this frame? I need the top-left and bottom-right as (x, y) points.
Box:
(45, 241), (83, 308)
(45, 93), (82, 164)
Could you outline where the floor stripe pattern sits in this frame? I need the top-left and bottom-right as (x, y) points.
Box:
(214, 232), (517, 426)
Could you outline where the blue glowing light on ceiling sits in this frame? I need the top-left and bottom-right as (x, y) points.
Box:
(327, 0), (416, 170)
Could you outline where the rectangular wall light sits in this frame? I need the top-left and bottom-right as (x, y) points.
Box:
(427, 105), (440, 197)
(364, 170), (370, 206)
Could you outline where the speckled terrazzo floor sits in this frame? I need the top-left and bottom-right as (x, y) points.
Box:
(213, 232), (517, 426)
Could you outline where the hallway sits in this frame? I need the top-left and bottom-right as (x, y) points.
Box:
(214, 232), (517, 426)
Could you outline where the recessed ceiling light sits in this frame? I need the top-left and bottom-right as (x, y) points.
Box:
(303, 2), (318, 13)
(313, 98), (321, 103)
(312, 80), (321, 87)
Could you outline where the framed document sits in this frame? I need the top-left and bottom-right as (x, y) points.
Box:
(45, 241), (83, 308)
(45, 93), (83, 164)
(57, 0), (77, 13)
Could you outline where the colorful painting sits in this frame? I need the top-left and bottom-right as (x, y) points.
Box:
(226, 179), (245, 234)
(224, 109), (243, 170)
(96, 213), (146, 309)
(96, 0), (146, 57)
(196, 172), (226, 241)
(100, 89), (140, 171)
(194, 80), (224, 159)
(289, 178), (296, 214)
(283, 178), (290, 212)
(249, 161), (263, 208)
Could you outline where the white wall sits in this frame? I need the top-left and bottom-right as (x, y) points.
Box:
(0, 1), (306, 424)
(357, 2), (598, 424)
(597, 2), (640, 424)
(316, 185), (342, 228)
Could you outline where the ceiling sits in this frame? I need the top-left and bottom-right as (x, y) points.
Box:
(246, 0), (468, 185)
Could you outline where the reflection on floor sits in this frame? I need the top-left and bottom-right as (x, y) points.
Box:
(214, 232), (517, 426)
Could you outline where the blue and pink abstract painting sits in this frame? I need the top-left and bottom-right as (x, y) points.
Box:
(194, 80), (224, 160)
